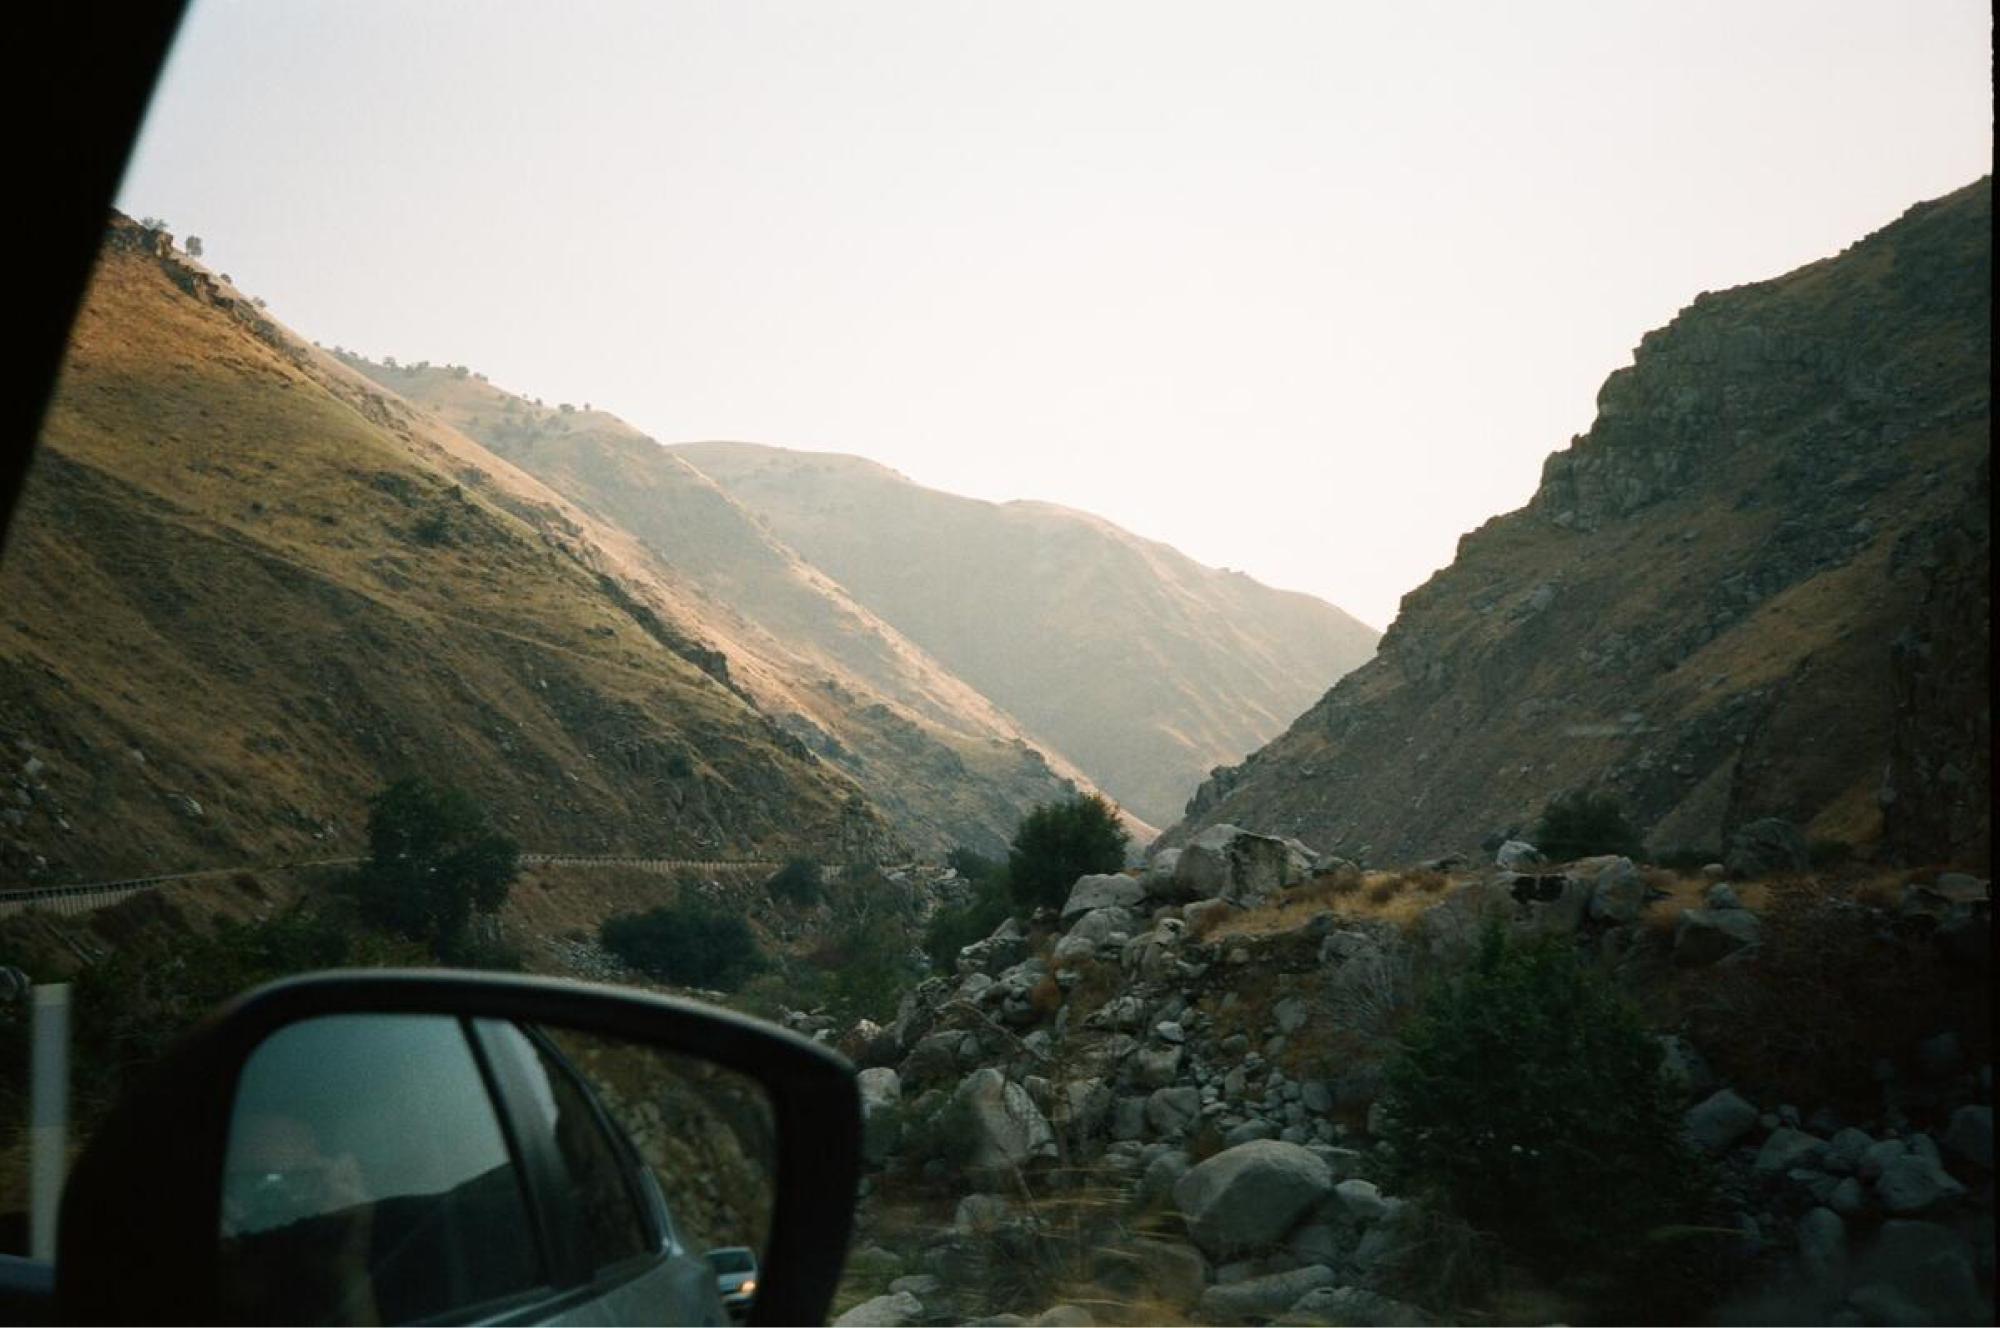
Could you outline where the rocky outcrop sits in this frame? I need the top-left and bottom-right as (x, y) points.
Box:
(1165, 178), (1991, 868)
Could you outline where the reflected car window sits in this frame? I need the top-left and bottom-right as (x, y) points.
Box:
(476, 1020), (654, 1277)
(218, 1013), (545, 1325)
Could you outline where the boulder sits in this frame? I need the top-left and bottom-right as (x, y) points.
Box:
(1063, 873), (1147, 922)
(1688, 1088), (1768, 1152)
(1674, 907), (1762, 965)
(857, 1066), (903, 1165)
(1874, 1152), (1967, 1213)
(1942, 1104), (1993, 1171)
(1724, 818), (1809, 878)
(833, 1291), (923, 1326)
(1655, 1035), (1716, 1098)
(1333, 1178), (1392, 1223)
(1173, 824), (1316, 904)
(1796, 1206), (1847, 1286)
(1494, 839), (1546, 871)
(1172, 1139), (1335, 1256)
(1754, 1128), (1827, 1175)
(1147, 1086), (1202, 1137)
(955, 1193), (1016, 1234)
(1705, 882), (1744, 910)
(958, 917), (1030, 976)
(1281, 1286), (1431, 1327)
(1585, 855), (1647, 923)
(1197, 1265), (1337, 1322)
(955, 1067), (1056, 1177)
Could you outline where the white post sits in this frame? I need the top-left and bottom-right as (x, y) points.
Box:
(29, 983), (70, 1262)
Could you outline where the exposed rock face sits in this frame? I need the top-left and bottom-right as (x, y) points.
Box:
(1165, 179), (1991, 868)
(1168, 824), (1317, 904)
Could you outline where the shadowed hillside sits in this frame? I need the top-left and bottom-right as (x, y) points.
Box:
(0, 217), (894, 883)
(1169, 177), (1991, 867)
(671, 443), (1379, 827)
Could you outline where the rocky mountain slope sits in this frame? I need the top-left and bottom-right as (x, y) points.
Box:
(673, 442), (1380, 828)
(0, 217), (896, 882)
(1170, 178), (1992, 867)
(333, 358), (1121, 857)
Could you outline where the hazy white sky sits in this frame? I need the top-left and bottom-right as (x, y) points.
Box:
(119, 0), (1990, 629)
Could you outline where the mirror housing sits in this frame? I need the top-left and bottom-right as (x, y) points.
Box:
(55, 970), (860, 1325)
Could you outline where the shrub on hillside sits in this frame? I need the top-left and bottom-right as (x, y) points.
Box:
(345, 776), (519, 962)
(814, 918), (921, 1024)
(1382, 927), (1714, 1309)
(765, 856), (823, 906)
(1007, 793), (1129, 915)
(600, 902), (766, 991)
(924, 870), (1013, 970)
(1530, 790), (1644, 862)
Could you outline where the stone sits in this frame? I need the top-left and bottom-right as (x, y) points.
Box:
(1686, 1088), (1760, 1150)
(1830, 1176), (1868, 1216)
(1674, 907), (1762, 965)
(1655, 1035), (1716, 1098)
(955, 1068), (1057, 1178)
(1333, 1177), (1392, 1223)
(958, 917), (1030, 976)
(1197, 1265), (1337, 1322)
(1288, 1223), (1342, 1264)
(889, 1274), (943, 1299)
(1031, 1306), (1095, 1326)
(1183, 897), (1232, 936)
(955, 1193), (1016, 1233)
(857, 1066), (903, 1165)
(1754, 1128), (1826, 1175)
(1281, 1286), (1430, 1326)
(1063, 873), (1147, 922)
(1173, 823), (1317, 904)
(1586, 855), (1647, 923)
(1796, 1206), (1847, 1285)
(1724, 817), (1809, 878)
(1273, 997), (1311, 1034)
(1942, 1104), (1993, 1171)
(1874, 1153), (1967, 1213)
(1494, 839), (1546, 871)
(1134, 1044), (1184, 1090)
(1300, 1081), (1334, 1114)
(1173, 1140), (1337, 1256)
(833, 1291), (922, 1326)
(1705, 881), (1744, 910)
(1859, 1139), (1907, 1180)
(1147, 1086), (1202, 1137)
(1139, 1150), (1192, 1208)
(1829, 1127), (1876, 1169)
(1225, 1119), (1279, 1147)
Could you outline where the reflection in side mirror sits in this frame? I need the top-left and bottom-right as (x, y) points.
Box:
(55, 972), (859, 1327)
(216, 1014), (775, 1326)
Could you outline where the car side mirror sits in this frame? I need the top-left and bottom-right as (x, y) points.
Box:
(54, 971), (860, 1326)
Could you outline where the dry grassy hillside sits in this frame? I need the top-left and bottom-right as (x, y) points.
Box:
(1170, 178), (1992, 866)
(672, 443), (1380, 827)
(0, 218), (893, 884)
(337, 358), (1132, 856)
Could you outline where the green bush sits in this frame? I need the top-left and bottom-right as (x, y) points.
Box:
(924, 870), (1014, 970)
(1382, 928), (1713, 1308)
(1531, 790), (1644, 862)
(815, 918), (920, 1024)
(765, 857), (824, 906)
(344, 776), (519, 962)
(1007, 793), (1128, 915)
(600, 903), (766, 991)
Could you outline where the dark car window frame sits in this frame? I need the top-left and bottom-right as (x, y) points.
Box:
(470, 1021), (676, 1309)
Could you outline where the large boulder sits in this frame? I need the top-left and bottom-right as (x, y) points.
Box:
(1197, 1265), (1337, 1322)
(1685, 1088), (1759, 1150)
(1171, 824), (1316, 904)
(1582, 855), (1647, 923)
(834, 1291), (923, 1326)
(955, 1067), (1056, 1179)
(1674, 907), (1762, 965)
(1172, 1139), (1335, 1256)
(1062, 873), (1147, 922)
(857, 1066), (903, 1165)
(1494, 839), (1546, 871)
(1724, 818), (1810, 878)
(958, 916), (1030, 976)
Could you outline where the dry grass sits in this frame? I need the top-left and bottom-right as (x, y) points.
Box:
(1201, 868), (1458, 944)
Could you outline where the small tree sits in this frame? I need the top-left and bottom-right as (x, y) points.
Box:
(1007, 793), (1128, 915)
(1531, 790), (1644, 861)
(347, 776), (518, 961)
(1383, 928), (1713, 1307)
(185, 235), (203, 257)
(765, 856), (823, 906)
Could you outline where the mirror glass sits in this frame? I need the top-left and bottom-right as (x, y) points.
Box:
(216, 1012), (775, 1326)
